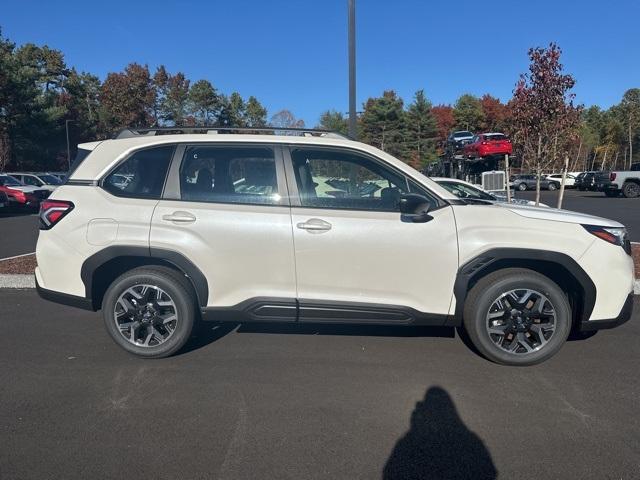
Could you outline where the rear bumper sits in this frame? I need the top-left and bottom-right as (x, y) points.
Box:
(35, 276), (94, 311)
(579, 292), (634, 331)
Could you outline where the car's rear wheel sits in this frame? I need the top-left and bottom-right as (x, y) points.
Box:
(463, 268), (571, 366)
(102, 266), (196, 358)
(548, 182), (558, 191)
(518, 183), (527, 191)
(622, 182), (640, 198)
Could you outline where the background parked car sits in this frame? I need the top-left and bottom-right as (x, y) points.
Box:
(546, 172), (577, 188)
(599, 163), (640, 198)
(8, 172), (62, 192)
(510, 174), (560, 191)
(445, 130), (474, 156)
(0, 174), (45, 209)
(575, 171), (598, 191)
(433, 177), (548, 206)
(463, 133), (513, 159)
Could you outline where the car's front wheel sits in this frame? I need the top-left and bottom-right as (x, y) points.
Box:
(102, 266), (196, 358)
(463, 268), (571, 366)
(518, 183), (527, 191)
(547, 182), (558, 191)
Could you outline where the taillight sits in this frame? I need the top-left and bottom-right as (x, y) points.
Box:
(610, 172), (617, 181)
(481, 141), (489, 145)
(39, 200), (74, 230)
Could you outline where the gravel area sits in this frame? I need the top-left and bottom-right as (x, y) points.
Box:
(0, 254), (37, 274)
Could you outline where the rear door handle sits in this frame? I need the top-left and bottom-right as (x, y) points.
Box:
(162, 211), (196, 224)
(296, 218), (332, 232)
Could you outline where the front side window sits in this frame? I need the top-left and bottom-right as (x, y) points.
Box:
(291, 148), (434, 211)
(0, 175), (22, 186)
(438, 181), (494, 201)
(179, 146), (281, 205)
(23, 176), (43, 186)
(103, 145), (174, 199)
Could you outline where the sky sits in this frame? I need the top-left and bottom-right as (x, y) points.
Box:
(2, 0), (639, 125)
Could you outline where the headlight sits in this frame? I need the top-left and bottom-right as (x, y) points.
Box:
(583, 225), (631, 254)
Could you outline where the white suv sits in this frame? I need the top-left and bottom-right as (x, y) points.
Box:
(35, 128), (635, 365)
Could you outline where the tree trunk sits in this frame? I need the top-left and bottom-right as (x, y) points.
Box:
(535, 134), (542, 206)
(601, 147), (608, 170)
(629, 123), (634, 170)
(557, 155), (569, 209)
(613, 150), (619, 170)
(571, 139), (582, 172)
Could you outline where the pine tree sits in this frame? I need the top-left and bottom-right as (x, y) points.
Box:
(405, 90), (437, 169)
(360, 90), (407, 160)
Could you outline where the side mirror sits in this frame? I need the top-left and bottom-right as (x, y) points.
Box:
(399, 193), (432, 223)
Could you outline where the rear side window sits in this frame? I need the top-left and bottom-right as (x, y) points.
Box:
(103, 145), (174, 199)
(179, 146), (281, 205)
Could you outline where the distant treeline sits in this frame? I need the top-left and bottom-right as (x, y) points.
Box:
(0, 28), (638, 173)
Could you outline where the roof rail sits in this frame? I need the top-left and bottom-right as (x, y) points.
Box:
(114, 126), (352, 140)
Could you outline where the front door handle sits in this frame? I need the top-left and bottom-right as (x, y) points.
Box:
(297, 218), (332, 232)
(162, 211), (196, 224)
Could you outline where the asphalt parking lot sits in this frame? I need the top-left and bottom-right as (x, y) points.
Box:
(1, 290), (639, 479)
(518, 189), (640, 241)
(0, 212), (39, 258)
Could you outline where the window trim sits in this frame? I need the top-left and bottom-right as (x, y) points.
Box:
(162, 142), (291, 208)
(282, 144), (445, 213)
(99, 144), (176, 200)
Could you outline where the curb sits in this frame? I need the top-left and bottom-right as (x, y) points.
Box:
(1, 274), (639, 295)
(0, 274), (35, 289)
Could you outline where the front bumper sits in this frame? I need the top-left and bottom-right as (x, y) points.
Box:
(579, 292), (634, 331)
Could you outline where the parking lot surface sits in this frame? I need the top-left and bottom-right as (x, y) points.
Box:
(0, 212), (39, 259)
(518, 189), (640, 241)
(1, 289), (638, 480)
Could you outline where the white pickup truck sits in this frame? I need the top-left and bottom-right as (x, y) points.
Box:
(601, 163), (640, 198)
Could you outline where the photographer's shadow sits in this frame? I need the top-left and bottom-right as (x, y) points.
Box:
(384, 386), (497, 480)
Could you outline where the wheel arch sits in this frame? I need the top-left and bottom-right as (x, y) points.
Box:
(451, 248), (595, 328)
(80, 246), (209, 310)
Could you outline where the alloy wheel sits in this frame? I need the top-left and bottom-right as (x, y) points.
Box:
(113, 284), (178, 347)
(485, 288), (556, 355)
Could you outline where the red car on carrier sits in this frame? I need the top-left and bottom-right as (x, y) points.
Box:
(463, 133), (512, 159)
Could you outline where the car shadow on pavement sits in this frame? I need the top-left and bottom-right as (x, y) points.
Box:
(179, 321), (455, 355)
(236, 322), (456, 338)
(383, 386), (497, 480)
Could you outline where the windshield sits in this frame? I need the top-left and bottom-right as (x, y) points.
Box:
(484, 134), (507, 141)
(0, 175), (23, 186)
(453, 131), (473, 138)
(437, 181), (495, 201)
(38, 174), (62, 185)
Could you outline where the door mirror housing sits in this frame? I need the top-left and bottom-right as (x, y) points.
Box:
(399, 193), (432, 223)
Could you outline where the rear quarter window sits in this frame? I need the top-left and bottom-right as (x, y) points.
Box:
(103, 145), (175, 199)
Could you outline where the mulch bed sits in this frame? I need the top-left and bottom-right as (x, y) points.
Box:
(633, 244), (640, 275)
(1, 247), (640, 277)
(0, 254), (38, 275)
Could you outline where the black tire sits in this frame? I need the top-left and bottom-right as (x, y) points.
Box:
(462, 268), (571, 366)
(518, 183), (527, 191)
(102, 266), (196, 358)
(622, 182), (640, 198)
(547, 182), (558, 191)
(604, 190), (619, 198)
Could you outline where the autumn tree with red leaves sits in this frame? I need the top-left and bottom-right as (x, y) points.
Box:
(510, 43), (581, 205)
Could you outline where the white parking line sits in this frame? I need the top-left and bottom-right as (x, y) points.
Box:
(0, 252), (36, 262)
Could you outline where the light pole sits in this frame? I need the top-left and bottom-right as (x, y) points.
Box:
(348, 0), (357, 139)
(65, 119), (74, 170)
